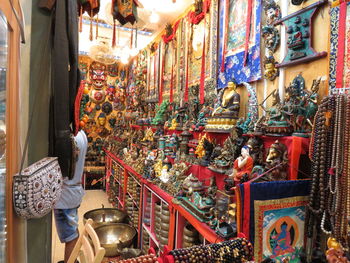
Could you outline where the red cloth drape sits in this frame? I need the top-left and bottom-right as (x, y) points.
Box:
(162, 20), (181, 44)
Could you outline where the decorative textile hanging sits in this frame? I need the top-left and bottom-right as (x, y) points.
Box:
(78, 0), (100, 40)
(218, 0), (262, 87)
(112, 0), (138, 26)
(184, 33), (190, 102)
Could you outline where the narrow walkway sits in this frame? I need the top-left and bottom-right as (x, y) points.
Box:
(52, 189), (112, 263)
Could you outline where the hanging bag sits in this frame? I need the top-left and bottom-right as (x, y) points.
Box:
(12, 9), (64, 219)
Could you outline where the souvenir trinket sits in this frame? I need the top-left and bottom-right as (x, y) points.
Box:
(232, 146), (254, 183)
(102, 101), (113, 115)
(89, 61), (107, 89)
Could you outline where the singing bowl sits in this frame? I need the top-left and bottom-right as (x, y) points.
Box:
(95, 223), (137, 257)
(183, 224), (199, 237)
(83, 208), (128, 228)
(161, 209), (170, 216)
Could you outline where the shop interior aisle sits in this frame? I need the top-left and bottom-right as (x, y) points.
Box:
(52, 190), (112, 263)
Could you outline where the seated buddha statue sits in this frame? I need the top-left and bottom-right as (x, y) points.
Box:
(212, 81), (240, 118)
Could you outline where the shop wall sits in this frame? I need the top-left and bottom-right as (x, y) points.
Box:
(256, 0), (330, 113)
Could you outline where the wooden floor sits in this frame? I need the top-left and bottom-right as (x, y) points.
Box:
(52, 190), (112, 263)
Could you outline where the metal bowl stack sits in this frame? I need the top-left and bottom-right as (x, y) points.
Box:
(83, 208), (128, 228)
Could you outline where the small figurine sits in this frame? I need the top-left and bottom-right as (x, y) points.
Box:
(195, 134), (208, 159)
(232, 146), (254, 183)
(262, 26), (280, 53)
(199, 138), (214, 167)
(263, 0), (281, 24)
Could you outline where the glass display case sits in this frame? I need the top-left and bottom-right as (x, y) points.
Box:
(0, 9), (7, 262)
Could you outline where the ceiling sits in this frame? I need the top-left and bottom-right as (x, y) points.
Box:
(79, 0), (194, 57)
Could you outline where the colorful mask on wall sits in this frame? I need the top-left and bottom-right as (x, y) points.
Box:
(262, 26), (280, 53)
(97, 112), (106, 126)
(263, 56), (279, 81)
(102, 101), (113, 116)
(263, 0), (281, 24)
(89, 62), (107, 89)
(90, 89), (106, 104)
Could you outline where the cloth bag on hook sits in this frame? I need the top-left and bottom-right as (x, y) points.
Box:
(13, 157), (63, 219)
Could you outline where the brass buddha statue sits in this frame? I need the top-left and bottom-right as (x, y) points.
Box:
(205, 81), (241, 132)
(212, 81), (240, 118)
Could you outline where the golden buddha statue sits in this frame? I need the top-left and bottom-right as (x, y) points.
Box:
(212, 81), (240, 118)
(205, 81), (240, 132)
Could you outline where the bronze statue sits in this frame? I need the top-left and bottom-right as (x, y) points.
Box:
(263, 140), (289, 181)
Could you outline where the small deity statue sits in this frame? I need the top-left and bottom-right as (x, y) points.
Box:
(142, 128), (154, 142)
(326, 238), (350, 263)
(232, 146), (254, 183)
(212, 81), (240, 119)
(195, 134), (207, 159)
(168, 118), (178, 130)
(262, 140), (289, 181)
(144, 150), (156, 179)
(247, 136), (264, 165)
(159, 165), (171, 183)
(199, 138), (214, 167)
(262, 90), (293, 135)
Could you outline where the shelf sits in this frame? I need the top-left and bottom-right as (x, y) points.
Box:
(142, 223), (160, 248)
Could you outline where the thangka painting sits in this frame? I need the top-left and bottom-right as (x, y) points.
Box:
(329, 2), (350, 91)
(147, 44), (160, 102)
(187, 15), (211, 87)
(218, 0), (262, 88)
(254, 197), (308, 263)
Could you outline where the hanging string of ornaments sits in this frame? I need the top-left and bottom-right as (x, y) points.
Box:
(307, 94), (350, 259)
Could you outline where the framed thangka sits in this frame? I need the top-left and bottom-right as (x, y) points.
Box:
(147, 42), (160, 102)
(184, 0), (218, 104)
(254, 196), (308, 263)
(218, 0), (262, 88)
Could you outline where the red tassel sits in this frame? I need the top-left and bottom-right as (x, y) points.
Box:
(112, 20), (116, 48)
(95, 14), (99, 39)
(79, 6), (83, 33)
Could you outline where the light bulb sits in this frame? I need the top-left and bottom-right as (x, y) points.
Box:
(121, 53), (129, 64)
(150, 11), (160, 23)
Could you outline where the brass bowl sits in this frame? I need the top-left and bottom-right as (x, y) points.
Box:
(161, 209), (170, 216)
(83, 208), (128, 228)
(160, 213), (170, 223)
(95, 223), (137, 257)
(158, 235), (168, 245)
(182, 234), (198, 243)
(160, 222), (169, 231)
(160, 229), (169, 238)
